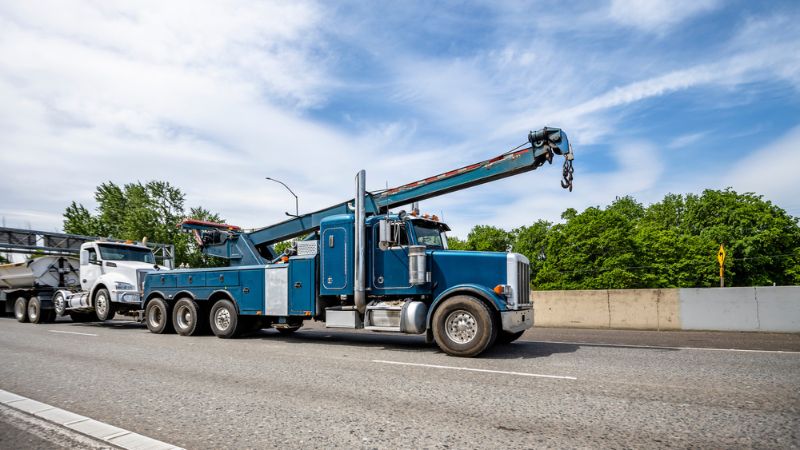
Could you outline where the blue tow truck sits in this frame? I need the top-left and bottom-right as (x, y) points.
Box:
(142, 127), (573, 357)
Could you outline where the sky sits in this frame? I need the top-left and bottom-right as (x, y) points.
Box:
(1, 0), (799, 238)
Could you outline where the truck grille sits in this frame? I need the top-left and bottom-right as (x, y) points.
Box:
(517, 261), (530, 306)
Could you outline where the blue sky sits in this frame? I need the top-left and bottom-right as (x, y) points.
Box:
(0, 0), (799, 237)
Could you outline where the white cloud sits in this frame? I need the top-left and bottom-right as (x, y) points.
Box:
(725, 126), (800, 210)
(607, 0), (721, 32)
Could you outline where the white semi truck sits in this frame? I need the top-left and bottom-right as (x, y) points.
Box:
(0, 227), (173, 323)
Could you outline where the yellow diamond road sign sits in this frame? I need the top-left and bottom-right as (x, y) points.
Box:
(717, 244), (726, 265)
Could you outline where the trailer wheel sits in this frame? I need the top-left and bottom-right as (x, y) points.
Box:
(27, 297), (43, 324)
(209, 299), (241, 339)
(14, 297), (29, 323)
(53, 291), (67, 317)
(432, 295), (497, 357)
(93, 288), (115, 321)
(173, 298), (204, 336)
(145, 298), (174, 334)
(496, 330), (525, 345)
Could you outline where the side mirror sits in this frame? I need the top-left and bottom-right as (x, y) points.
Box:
(378, 219), (392, 250)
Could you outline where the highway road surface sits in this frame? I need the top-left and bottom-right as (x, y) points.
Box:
(1, 317), (798, 449)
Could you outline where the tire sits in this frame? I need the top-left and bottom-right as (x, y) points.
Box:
(93, 288), (115, 321)
(53, 291), (67, 317)
(209, 299), (241, 339)
(172, 298), (204, 336)
(27, 297), (43, 324)
(145, 298), (174, 334)
(496, 330), (525, 345)
(432, 295), (497, 357)
(14, 297), (29, 323)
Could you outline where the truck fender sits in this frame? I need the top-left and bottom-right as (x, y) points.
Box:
(207, 289), (240, 314)
(426, 284), (504, 329)
(144, 291), (169, 306)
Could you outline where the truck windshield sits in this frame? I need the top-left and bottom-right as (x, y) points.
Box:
(412, 224), (446, 250)
(98, 244), (155, 264)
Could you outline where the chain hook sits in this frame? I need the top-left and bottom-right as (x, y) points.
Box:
(560, 157), (574, 192)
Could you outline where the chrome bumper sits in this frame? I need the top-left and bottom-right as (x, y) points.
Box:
(113, 291), (142, 304)
(500, 308), (533, 333)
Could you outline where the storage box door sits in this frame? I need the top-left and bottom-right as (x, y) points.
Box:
(289, 258), (316, 315)
(321, 227), (348, 291)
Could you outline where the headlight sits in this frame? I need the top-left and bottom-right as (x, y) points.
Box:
(115, 281), (135, 290)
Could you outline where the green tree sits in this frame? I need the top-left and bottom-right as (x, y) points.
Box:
(465, 225), (512, 252)
(446, 235), (468, 250)
(63, 181), (225, 268)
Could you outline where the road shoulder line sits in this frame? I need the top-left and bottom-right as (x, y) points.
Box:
(0, 388), (183, 450)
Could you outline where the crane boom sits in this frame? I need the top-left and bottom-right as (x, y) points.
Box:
(181, 127), (572, 263)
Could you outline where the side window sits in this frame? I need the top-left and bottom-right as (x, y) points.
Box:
(87, 248), (97, 263)
(393, 223), (409, 247)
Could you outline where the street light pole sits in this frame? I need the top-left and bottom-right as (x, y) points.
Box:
(265, 177), (299, 217)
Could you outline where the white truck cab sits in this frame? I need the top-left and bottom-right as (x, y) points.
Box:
(55, 241), (167, 321)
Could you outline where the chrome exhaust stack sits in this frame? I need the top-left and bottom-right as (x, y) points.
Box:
(354, 170), (367, 314)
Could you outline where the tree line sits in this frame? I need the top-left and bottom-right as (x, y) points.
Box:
(447, 189), (800, 289)
(63, 183), (800, 287)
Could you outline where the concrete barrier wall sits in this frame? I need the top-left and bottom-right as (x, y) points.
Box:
(532, 286), (800, 332)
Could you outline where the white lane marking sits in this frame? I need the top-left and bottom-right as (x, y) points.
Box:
(0, 389), (183, 450)
(48, 330), (98, 337)
(372, 359), (577, 380)
(530, 340), (800, 354)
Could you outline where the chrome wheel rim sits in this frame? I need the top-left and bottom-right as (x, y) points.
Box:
(215, 308), (231, 331)
(149, 305), (163, 328)
(96, 293), (108, 316)
(55, 294), (65, 316)
(176, 305), (192, 329)
(445, 310), (478, 344)
(14, 299), (25, 319)
(27, 302), (37, 321)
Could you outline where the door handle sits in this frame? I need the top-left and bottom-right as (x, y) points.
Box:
(294, 282), (302, 288)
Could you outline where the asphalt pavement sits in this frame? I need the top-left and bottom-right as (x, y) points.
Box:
(0, 317), (798, 449)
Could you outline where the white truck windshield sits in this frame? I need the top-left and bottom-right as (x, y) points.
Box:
(98, 244), (155, 264)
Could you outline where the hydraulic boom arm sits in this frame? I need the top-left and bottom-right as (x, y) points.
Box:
(182, 127), (573, 264)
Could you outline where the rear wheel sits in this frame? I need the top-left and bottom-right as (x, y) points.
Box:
(27, 297), (43, 324)
(172, 298), (204, 336)
(209, 300), (241, 339)
(432, 295), (497, 357)
(145, 298), (174, 334)
(14, 297), (29, 323)
(93, 288), (115, 321)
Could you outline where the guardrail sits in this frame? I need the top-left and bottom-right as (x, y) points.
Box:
(532, 286), (800, 333)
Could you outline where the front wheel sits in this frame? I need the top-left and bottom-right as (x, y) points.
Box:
(93, 288), (115, 321)
(145, 298), (174, 334)
(209, 300), (241, 339)
(14, 297), (29, 323)
(432, 295), (497, 357)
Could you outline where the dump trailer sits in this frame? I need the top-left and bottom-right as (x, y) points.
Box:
(0, 228), (174, 323)
(142, 127), (574, 357)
